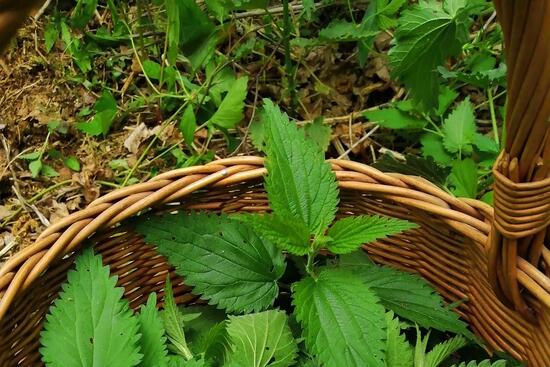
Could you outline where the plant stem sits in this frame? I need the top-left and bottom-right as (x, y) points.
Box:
(305, 250), (317, 280)
(282, 0), (296, 109)
(487, 87), (500, 145)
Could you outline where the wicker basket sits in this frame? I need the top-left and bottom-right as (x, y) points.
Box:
(1, 0), (549, 365)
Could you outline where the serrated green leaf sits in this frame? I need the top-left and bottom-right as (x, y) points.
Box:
(385, 312), (413, 367)
(292, 268), (386, 367)
(327, 215), (417, 254)
(388, 1), (471, 111)
(179, 305), (229, 364)
(41, 164), (59, 177)
(435, 86), (459, 116)
(44, 19), (58, 52)
(233, 213), (311, 255)
(29, 160), (43, 177)
(421, 134), (453, 166)
(339, 252), (474, 339)
(226, 310), (298, 367)
(249, 118), (267, 152)
(480, 191), (493, 205)
(448, 158), (478, 198)
(442, 99), (476, 154)
(474, 133), (499, 153)
(134, 212), (285, 313)
(40, 247), (141, 367)
(304, 118), (331, 152)
(424, 334), (468, 367)
(77, 90), (118, 137)
(138, 293), (169, 367)
(64, 156), (81, 172)
(165, 0), (181, 66)
(364, 108), (427, 130)
(372, 153), (450, 189)
(207, 77), (248, 129)
(180, 105), (197, 145)
(71, 0), (98, 28)
(262, 99), (339, 236)
(319, 20), (378, 42)
(20, 151), (41, 160)
(163, 277), (193, 360)
(452, 360), (508, 367)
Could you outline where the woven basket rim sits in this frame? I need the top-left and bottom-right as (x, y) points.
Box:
(0, 155), (548, 320)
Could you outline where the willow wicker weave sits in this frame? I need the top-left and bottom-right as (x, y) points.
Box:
(0, 0), (549, 366)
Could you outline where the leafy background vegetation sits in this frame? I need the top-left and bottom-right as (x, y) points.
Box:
(0, 0), (505, 269)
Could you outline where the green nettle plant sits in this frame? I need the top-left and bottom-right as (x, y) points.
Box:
(40, 100), (510, 367)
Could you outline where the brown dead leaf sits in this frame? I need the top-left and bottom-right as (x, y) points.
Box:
(48, 200), (69, 224)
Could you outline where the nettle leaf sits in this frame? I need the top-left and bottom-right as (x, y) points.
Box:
(134, 211), (286, 313)
(372, 153), (450, 189)
(292, 268), (386, 367)
(207, 77), (248, 129)
(473, 133), (499, 153)
(77, 90), (118, 137)
(388, 0), (472, 111)
(448, 158), (478, 198)
(319, 20), (378, 42)
(180, 305), (229, 364)
(163, 278), (193, 360)
(262, 99), (339, 236)
(385, 312), (413, 367)
(226, 310), (298, 367)
(421, 334), (468, 367)
(234, 213), (311, 255)
(178, 0), (217, 70)
(40, 247), (141, 367)
(421, 133), (453, 167)
(442, 99), (477, 154)
(327, 215), (417, 254)
(304, 117), (332, 152)
(138, 293), (169, 367)
(179, 105), (197, 145)
(339, 252), (474, 339)
(363, 108), (427, 130)
(452, 360), (507, 367)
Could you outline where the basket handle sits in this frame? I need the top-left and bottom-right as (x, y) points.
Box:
(488, 0), (550, 317)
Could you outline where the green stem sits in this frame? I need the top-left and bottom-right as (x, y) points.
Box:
(487, 87), (500, 145)
(282, 0), (296, 109)
(305, 251), (317, 280)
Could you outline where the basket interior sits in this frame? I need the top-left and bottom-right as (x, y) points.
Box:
(0, 180), (544, 366)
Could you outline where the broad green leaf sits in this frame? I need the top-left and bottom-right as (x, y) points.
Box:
(388, 1), (471, 110)
(372, 153), (450, 189)
(319, 20), (378, 42)
(29, 160), (42, 178)
(77, 91), (118, 137)
(442, 99), (477, 154)
(71, 0), (98, 28)
(435, 86), (459, 116)
(424, 335), (468, 367)
(480, 191), (493, 205)
(262, 99), (339, 236)
(364, 108), (427, 130)
(142, 60), (163, 80)
(179, 305), (229, 364)
(64, 156), (81, 171)
(304, 118), (331, 152)
(165, 0), (181, 66)
(226, 310), (298, 367)
(178, 0), (217, 70)
(292, 268), (386, 367)
(448, 159), (478, 198)
(207, 77), (248, 129)
(452, 360), (507, 367)
(44, 19), (58, 52)
(138, 293), (169, 367)
(41, 164), (59, 177)
(421, 134), (453, 166)
(20, 151), (40, 160)
(234, 213), (311, 255)
(327, 215), (417, 254)
(134, 212), (286, 313)
(339, 252), (474, 339)
(474, 133), (499, 153)
(179, 105), (197, 145)
(163, 277), (193, 360)
(40, 247), (141, 367)
(385, 312), (413, 367)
